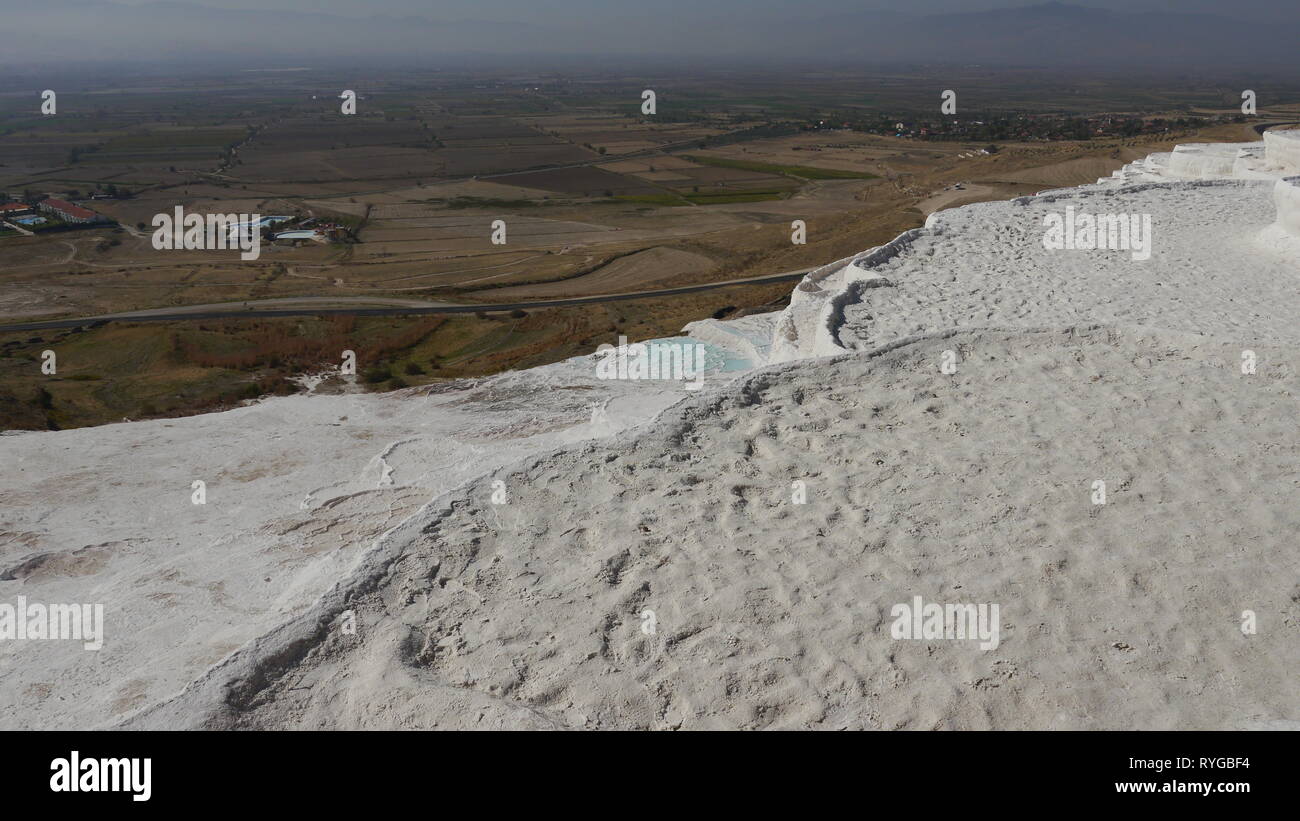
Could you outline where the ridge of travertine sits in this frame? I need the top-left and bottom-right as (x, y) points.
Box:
(768, 128), (1300, 364)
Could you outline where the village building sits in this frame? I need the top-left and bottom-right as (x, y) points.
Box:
(37, 198), (107, 225)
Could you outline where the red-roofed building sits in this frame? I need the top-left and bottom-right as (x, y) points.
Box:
(0, 203), (32, 216)
(38, 198), (106, 224)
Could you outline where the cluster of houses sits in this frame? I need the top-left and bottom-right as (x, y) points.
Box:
(271, 217), (349, 245)
(0, 196), (111, 232)
(1, 195), (350, 247)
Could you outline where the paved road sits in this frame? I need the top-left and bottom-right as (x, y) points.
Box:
(0, 268), (814, 332)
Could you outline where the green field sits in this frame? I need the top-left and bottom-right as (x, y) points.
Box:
(614, 193), (691, 207)
(683, 154), (879, 180)
(681, 189), (790, 204)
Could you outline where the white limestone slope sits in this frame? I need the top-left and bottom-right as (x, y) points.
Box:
(769, 128), (1300, 364)
(133, 325), (1300, 730)
(0, 336), (761, 729)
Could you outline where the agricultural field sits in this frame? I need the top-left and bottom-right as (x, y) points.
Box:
(3, 63), (1297, 428)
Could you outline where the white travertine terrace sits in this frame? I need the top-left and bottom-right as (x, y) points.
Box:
(769, 128), (1300, 364)
(1274, 176), (1300, 238)
(1264, 129), (1300, 175)
(1166, 143), (1241, 179)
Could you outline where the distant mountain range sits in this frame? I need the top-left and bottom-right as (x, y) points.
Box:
(0, 0), (1294, 69)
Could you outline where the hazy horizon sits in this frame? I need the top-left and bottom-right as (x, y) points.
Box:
(98, 0), (1300, 25)
(2, 0), (1297, 71)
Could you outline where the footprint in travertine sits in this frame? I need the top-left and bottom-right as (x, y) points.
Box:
(111, 679), (149, 716)
(1, 541), (124, 581)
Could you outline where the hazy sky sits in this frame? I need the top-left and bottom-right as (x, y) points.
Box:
(7, 0), (1296, 68)
(109, 0), (1300, 24)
